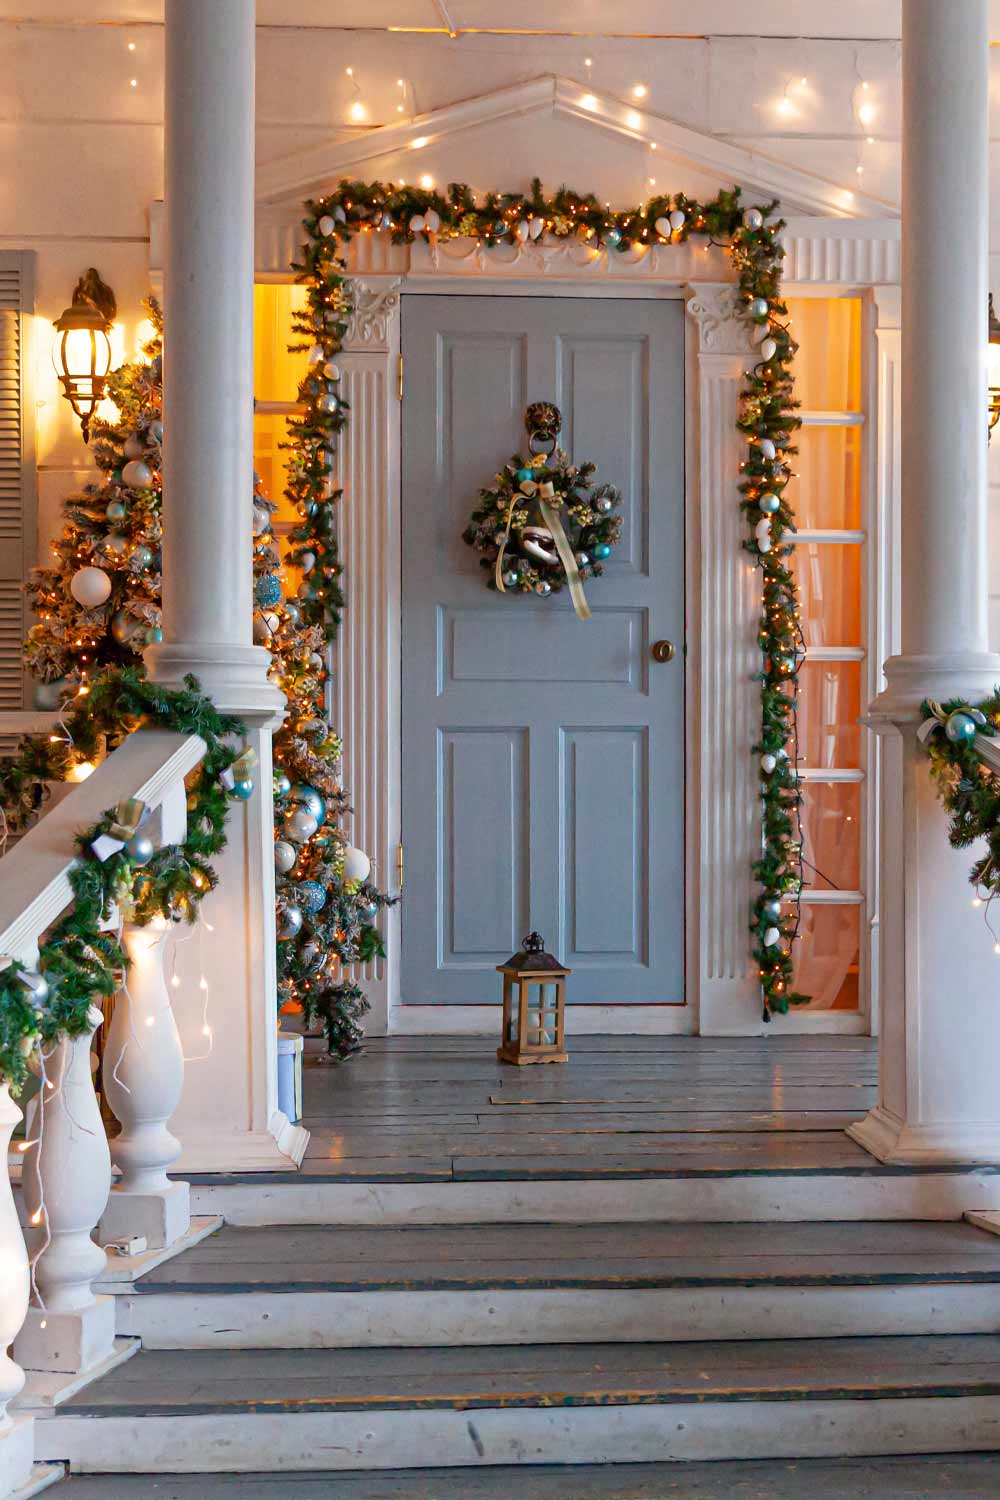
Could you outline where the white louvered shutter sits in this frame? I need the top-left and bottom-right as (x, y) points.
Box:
(0, 251), (36, 737)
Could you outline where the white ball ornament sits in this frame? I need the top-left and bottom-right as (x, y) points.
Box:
(759, 438), (776, 461)
(343, 845), (371, 883)
(668, 208), (686, 231)
(516, 220), (530, 242)
(528, 216), (544, 240)
(755, 517), (772, 554)
(761, 753), (777, 774)
(409, 214), (426, 234)
(424, 209), (441, 233)
(763, 927), (781, 947)
(284, 806), (319, 844)
(743, 207), (764, 231)
(274, 839), (297, 874)
(654, 216), (671, 238)
(122, 459), (153, 489)
(299, 550), (316, 572)
(307, 344), (324, 365)
(317, 214), (336, 238)
(70, 565), (112, 608)
(759, 337), (778, 362)
(323, 361), (340, 381)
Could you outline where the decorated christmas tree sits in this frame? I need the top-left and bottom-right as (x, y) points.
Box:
(24, 301), (389, 1057)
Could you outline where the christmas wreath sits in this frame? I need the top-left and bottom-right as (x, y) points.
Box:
(461, 402), (623, 620)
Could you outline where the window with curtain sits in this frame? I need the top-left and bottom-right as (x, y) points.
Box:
(784, 296), (867, 1013)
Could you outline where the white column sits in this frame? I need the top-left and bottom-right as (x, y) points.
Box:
(14, 1008), (116, 1375)
(849, 0), (1000, 1163)
(145, 1), (300, 1171)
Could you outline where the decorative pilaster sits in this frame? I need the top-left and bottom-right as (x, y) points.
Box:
(849, 0), (1000, 1163)
(328, 276), (403, 1035)
(0, 1085), (32, 1498)
(685, 285), (762, 1034)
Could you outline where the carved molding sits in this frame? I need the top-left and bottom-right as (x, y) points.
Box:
(342, 278), (402, 352)
(685, 284), (757, 355)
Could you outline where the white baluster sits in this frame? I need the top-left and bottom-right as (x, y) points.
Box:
(0, 1083), (33, 1497)
(14, 1006), (116, 1376)
(99, 916), (190, 1250)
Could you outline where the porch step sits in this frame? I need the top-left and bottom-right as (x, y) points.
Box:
(40, 1454), (1000, 1498)
(114, 1219), (1000, 1348)
(34, 1336), (1000, 1471)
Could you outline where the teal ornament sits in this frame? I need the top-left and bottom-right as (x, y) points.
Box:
(34, 678), (68, 710)
(359, 901), (379, 922)
(277, 904), (303, 940)
(255, 574), (283, 608)
(493, 219), (507, 236)
(594, 496), (612, 514)
(106, 499), (127, 522)
(129, 544), (153, 570)
(318, 393), (339, 414)
(575, 551), (589, 568)
(145, 625), (163, 645)
(759, 494), (780, 514)
(945, 711), (978, 744)
(125, 832), (154, 866)
(515, 468), (534, 483)
(298, 581), (316, 601)
(749, 297), (769, 320)
(606, 227), (621, 246)
(274, 839), (296, 874)
(273, 770), (292, 799)
(283, 600), (301, 627)
(593, 543), (611, 560)
(111, 609), (135, 646)
(147, 419), (163, 444)
(231, 777), (255, 801)
(763, 898), (781, 919)
(502, 570), (520, 587)
(298, 880), (327, 914)
(291, 783), (325, 822)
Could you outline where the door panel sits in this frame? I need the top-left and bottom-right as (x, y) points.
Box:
(401, 295), (684, 1005)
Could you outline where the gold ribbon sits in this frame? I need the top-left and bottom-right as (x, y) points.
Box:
(107, 798), (147, 843)
(494, 490), (522, 595)
(538, 488), (591, 622)
(231, 747), (258, 781)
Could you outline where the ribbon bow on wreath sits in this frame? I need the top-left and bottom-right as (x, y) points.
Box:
(917, 700), (992, 747)
(462, 402), (623, 622)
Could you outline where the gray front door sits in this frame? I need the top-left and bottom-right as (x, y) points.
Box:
(401, 295), (684, 1005)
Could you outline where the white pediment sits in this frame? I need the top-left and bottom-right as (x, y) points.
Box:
(254, 74), (895, 221)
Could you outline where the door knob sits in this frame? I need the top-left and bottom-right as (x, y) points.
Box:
(651, 639), (675, 663)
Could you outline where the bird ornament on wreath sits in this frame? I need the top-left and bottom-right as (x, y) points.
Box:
(461, 402), (623, 621)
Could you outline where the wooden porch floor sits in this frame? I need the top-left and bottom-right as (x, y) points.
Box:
(283, 1034), (883, 1182)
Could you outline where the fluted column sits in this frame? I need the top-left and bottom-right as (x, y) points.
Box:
(849, 0), (1000, 1164)
(0, 1085), (32, 1497)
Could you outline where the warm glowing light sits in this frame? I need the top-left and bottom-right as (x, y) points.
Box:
(631, 83), (647, 98)
(170, 975), (181, 989)
(419, 173), (434, 189)
(129, 78), (137, 88)
(626, 109), (642, 129)
(345, 66), (354, 76)
(348, 100), (367, 123)
(857, 101), (875, 126)
(128, 40), (136, 50)
(579, 93), (599, 112)
(68, 760), (96, 782)
(584, 56), (592, 67)
(410, 135), (429, 149)
(30, 1210), (42, 1226)
(973, 897), (984, 908)
(776, 96), (794, 117)
(144, 1015), (155, 1027)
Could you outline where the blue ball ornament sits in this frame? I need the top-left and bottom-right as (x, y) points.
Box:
(231, 777), (255, 801)
(298, 880), (327, 914)
(291, 783), (325, 822)
(759, 494), (780, 514)
(277, 904), (303, 940)
(145, 625), (163, 645)
(359, 901), (379, 923)
(945, 711), (978, 744)
(274, 770), (292, 799)
(255, 573), (283, 608)
(106, 500), (128, 523)
(592, 542), (611, 560)
(515, 468), (534, 484)
(606, 228), (622, 246)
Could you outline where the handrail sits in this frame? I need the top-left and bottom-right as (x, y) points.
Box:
(975, 732), (1000, 774)
(0, 728), (206, 964)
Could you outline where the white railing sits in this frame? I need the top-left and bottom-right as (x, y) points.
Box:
(0, 727), (206, 1464)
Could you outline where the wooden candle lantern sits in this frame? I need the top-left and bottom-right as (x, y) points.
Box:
(497, 932), (569, 1065)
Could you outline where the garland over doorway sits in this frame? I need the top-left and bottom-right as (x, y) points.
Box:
(290, 178), (806, 1019)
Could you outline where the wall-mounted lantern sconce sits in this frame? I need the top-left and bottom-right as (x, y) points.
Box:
(988, 294), (1000, 440)
(52, 269), (117, 443)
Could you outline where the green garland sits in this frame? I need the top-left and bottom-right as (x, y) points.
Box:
(293, 177), (806, 1019)
(921, 696), (1000, 908)
(0, 667), (246, 1088)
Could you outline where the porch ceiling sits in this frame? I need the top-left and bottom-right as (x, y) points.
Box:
(0, 0), (965, 41)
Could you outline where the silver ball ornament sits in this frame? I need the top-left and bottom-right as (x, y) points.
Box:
(106, 499), (128, 523)
(535, 580), (552, 597)
(594, 496), (613, 514)
(122, 459), (153, 489)
(284, 806), (319, 843)
(277, 904), (304, 940)
(318, 393), (339, 414)
(125, 832), (154, 866)
(749, 297), (769, 320)
(945, 712), (978, 744)
(743, 208), (764, 231)
(147, 420), (163, 445)
(575, 551), (590, 567)
(274, 838), (297, 873)
(123, 433), (144, 460)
